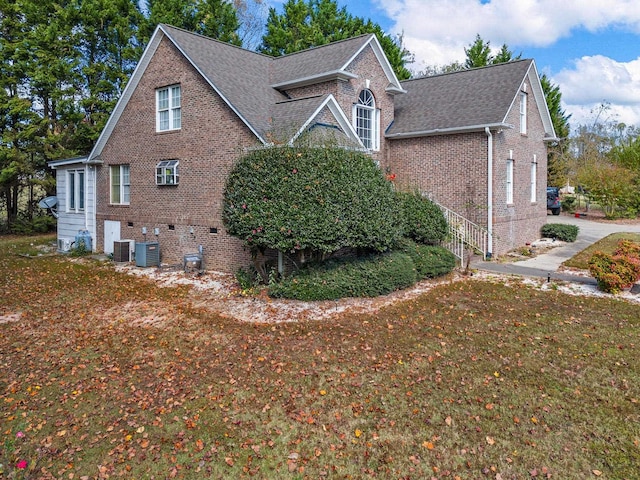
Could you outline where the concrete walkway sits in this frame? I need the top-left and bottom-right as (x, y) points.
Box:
(472, 214), (640, 284)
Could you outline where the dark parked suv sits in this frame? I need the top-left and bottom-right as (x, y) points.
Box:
(547, 187), (561, 215)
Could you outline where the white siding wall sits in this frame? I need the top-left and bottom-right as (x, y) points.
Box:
(54, 164), (97, 251)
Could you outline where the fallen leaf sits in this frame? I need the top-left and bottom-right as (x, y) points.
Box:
(593, 470), (602, 476)
(486, 436), (495, 445)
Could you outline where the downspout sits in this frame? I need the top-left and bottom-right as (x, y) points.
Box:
(484, 127), (493, 259)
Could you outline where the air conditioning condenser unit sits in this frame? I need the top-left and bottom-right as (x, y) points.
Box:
(135, 241), (160, 267)
(113, 240), (133, 262)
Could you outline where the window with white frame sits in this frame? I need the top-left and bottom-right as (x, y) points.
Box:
(506, 159), (514, 204)
(519, 91), (527, 134)
(354, 89), (380, 150)
(156, 85), (181, 131)
(530, 155), (537, 202)
(110, 165), (130, 205)
(156, 160), (179, 185)
(68, 169), (85, 212)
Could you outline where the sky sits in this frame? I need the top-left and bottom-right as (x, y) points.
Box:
(267, 0), (640, 132)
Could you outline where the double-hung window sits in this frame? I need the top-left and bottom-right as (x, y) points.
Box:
(530, 155), (537, 203)
(506, 159), (514, 204)
(519, 91), (527, 134)
(110, 165), (130, 205)
(157, 85), (181, 131)
(68, 169), (85, 212)
(156, 160), (179, 185)
(354, 89), (380, 150)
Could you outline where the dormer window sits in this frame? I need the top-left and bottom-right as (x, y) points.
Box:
(354, 89), (380, 150)
(156, 160), (179, 185)
(157, 85), (181, 131)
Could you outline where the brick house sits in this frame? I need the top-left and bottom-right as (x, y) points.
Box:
(49, 24), (556, 271)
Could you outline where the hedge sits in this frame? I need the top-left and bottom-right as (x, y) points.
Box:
(268, 251), (417, 301)
(540, 223), (579, 242)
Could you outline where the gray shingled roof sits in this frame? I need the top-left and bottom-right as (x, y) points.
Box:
(387, 59), (534, 136)
(162, 25), (287, 139)
(162, 27), (379, 141)
(270, 35), (372, 86)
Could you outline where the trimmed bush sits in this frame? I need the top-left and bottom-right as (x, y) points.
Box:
(396, 191), (448, 245)
(268, 251), (417, 301)
(396, 238), (457, 280)
(540, 223), (579, 242)
(223, 146), (401, 259)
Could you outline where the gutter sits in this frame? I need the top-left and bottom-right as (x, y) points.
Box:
(485, 127), (493, 259)
(386, 122), (512, 139)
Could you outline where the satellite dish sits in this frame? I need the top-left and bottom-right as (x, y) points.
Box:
(38, 196), (59, 218)
(38, 196), (58, 209)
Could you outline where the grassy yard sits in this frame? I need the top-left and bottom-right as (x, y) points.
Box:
(1, 235), (639, 479)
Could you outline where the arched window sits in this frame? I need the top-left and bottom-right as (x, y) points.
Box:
(354, 89), (379, 150)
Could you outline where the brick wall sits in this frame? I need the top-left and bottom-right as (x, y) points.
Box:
(96, 37), (258, 272)
(490, 82), (548, 255)
(388, 80), (549, 257)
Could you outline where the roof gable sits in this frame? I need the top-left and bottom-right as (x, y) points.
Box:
(270, 34), (404, 94)
(387, 60), (556, 139)
(90, 26), (400, 160)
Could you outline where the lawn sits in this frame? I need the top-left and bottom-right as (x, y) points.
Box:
(1, 235), (639, 479)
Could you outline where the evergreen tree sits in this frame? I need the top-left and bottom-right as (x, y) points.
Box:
(74, 0), (145, 151)
(260, 0), (412, 79)
(464, 34), (493, 68)
(144, 0), (240, 45)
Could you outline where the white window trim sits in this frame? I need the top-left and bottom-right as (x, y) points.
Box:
(530, 155), (537, 203)
(353, 89), (380, 151)
(110, 165), (130, 205)
(156, 85), (181, 132)
(156, 160), (179, 185)
(67, 169), (85, 213)
(519, 91), (527, 134)
(506, 159), (514, 204)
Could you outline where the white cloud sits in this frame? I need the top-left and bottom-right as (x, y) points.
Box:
(555, 56), (640, 105)
(376, 0), (640, 63)
(373, 0), (640, 127)
(554, 56), (640, 127)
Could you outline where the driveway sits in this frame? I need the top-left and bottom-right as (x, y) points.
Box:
(472, 214), (640, 284)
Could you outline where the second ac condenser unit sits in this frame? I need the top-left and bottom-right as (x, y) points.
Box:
(135, 241), (160, 267)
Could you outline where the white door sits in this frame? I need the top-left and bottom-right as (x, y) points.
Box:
(103, 220), (121, 255)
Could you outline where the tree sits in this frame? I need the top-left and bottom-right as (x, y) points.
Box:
(73, 0), (145, 152)
(540, 73), (571, 187)
(260, 0), (412, 79)
(144, 0), (241, 45)
(223, 145), (401, 267)
(464, 34), (493, 69)
(569, 104), (640, 218)
(232, 0), (267, 50)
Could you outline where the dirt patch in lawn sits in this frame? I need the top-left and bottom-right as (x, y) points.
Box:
(115, 263), (640, 324)
(115, 264), (461, 323)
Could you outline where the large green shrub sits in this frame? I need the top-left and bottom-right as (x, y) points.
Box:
(223, 146), (401, 260)
(396, 191), (448, 245)
(268, 251), (417, 301)
(396, 238), (457, 279)
(540, 223), (579, 242)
